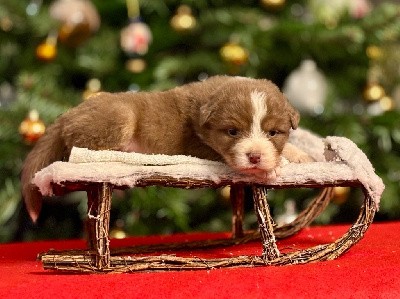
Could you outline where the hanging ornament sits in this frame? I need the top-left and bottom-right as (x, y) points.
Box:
(19, 110), (46, 144)
(0, 82), (15, 109)
(26, 0), (43, 16)
(363, 43), (385, 103)
(379, 96), (395, 111)
(367, 95), (395, 116)
(366, 45), (383, 61)
(363, 82), (385, 102)
(332, 186), (350, 205)
(82, 78), (101, 100)
(348, 0), (372, 19)
(309, 0), (347, 28)
(125, 58), (146, 73)
(260, 0), (286, 10)
(283, 59), (328, 115)
(120, 20), (152, 55)
(120, 0), (152, 56)
(110, 227), (127, 239)
(220, 42), (249, 66)
(36, 32), (58, 62)
(220, 186), (231, 202)
(170, 5), (197, 33)
(109, 219), (127, 239)
(20, 73), (36, 91)
(0, 16), (13, 32)
(275, 200), (297, 226)
(49, 0), (100, 47)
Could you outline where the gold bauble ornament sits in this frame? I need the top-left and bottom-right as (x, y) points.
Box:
(363, 82), (385, 102)
(170, 5), (197, 32)
(110, 228), (127, 239)
(332, 186), (350, 205)
(220, 186), (231, 202)
(220, 42), (249, 66)
(366, 45), (383, 61)
(125, 58), (146, 73)
(58, 20), (92, 47)
(36, 38), (57, 62)
(379, 96), (395, 112)
(0, 16), (13, 32)
(19, 110), (46, 144)
(110, 219), (127, 239)
(50, 0), (100, 47)
(260, 0), (286, 10)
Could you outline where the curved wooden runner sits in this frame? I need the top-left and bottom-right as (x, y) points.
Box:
(39, 176), (375, 273)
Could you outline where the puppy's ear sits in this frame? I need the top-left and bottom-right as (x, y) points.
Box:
(199, 102), (215, 127)
(286, 99), (300, 129)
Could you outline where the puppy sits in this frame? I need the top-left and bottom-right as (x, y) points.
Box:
(21, 75), (310, 221)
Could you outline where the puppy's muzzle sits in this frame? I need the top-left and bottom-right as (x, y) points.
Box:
(247, 152), (261, 165)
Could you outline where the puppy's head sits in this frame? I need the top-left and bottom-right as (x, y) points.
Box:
(198, 77), (299, 175)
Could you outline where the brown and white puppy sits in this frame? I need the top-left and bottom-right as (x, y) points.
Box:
(21, 75), (309, 221)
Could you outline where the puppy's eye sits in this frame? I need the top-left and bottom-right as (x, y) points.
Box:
(227, 128), (240, 137)
(268, 130), (279, 137)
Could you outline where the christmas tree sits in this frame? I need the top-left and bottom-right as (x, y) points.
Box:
(0, 0), (399, 242)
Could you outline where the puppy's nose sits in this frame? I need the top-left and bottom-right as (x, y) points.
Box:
(247, 153), (261, 164)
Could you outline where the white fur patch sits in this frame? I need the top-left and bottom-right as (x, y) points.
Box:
(250, 90), (267, 139)
(231, 90), (279, 173)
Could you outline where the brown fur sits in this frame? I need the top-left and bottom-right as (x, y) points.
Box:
(21, 76), (303, 221)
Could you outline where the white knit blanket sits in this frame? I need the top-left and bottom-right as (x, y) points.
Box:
(32, 128), (384, 209)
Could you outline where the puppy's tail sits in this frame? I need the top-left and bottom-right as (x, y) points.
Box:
(21, 121), (66, 222)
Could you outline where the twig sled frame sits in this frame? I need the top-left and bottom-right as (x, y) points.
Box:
(39, 176), (376, 273)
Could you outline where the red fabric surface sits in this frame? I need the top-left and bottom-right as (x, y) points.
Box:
(0, 222), (399, 299)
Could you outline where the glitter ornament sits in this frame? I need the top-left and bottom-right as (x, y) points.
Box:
(170, 5), (197, 32)
(19, 110), (46, 144)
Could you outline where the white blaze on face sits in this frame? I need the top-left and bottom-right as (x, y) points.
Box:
(250, 90), (268, 138)
(232, 90), (279, 173)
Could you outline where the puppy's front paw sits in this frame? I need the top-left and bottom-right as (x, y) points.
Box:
(288, 152), (315, 163)
(255, 167), (280, 181)
(282, 143), (315, 164)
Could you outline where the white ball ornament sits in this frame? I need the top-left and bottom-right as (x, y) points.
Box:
(283, 59), (328, 115)
(120, 20), (152, 55)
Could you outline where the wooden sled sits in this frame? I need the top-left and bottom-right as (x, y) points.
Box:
(34, 130), (384, 273)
